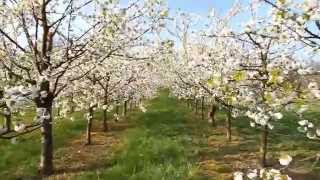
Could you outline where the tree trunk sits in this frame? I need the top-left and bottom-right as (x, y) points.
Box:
(115, 103), (119, 122)
(201, 97), (205, 121)
(226, 108), (232, 142)
(209, 104), (217, 127)
(103, 109), (108, 132)
(123, 100), (128, 118)
(260, 125), (268, 167)
(103, 94), (108, 132)
(195, 99), (198, 114)
(86, 107), (94, 145)
(40, 106), (53, 175)
(4, 110), (11, 132)
(35, 80), (54, 176)
(129, 101), (133, 111)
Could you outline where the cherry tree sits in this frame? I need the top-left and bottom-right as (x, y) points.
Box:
(0, 0), (168, 175)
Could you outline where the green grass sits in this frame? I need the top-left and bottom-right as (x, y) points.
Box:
(76, 91), (199, 180)
(0, 111), (87, 179)
(1, 90), (319, 179)
(74, 91), (320, 179)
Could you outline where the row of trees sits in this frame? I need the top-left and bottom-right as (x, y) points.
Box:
(0, 0), (168, 175)
(164, 0), (319, 179)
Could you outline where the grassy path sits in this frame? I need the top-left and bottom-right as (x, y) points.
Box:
(73, 91), (201, 180)
(2, 91), (320, 179)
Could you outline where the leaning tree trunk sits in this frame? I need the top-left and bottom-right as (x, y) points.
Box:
(209, 104), (217, 127)
(35, 80), (54, 176)
(260, 125), (268, 167)
(86, 106), (94, 145)
(226, 108), (232, 142)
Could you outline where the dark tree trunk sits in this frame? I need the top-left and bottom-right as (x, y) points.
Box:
(201, 97), (205, 121)
(123, 100), (128, 118)
(209, 104), (217, 127)
(4, 110), (11, 132)
(195, 99), (198, 114)
(260, 125), (268, 167)
(35, 80), (54, 176)
(86, 107), (94, 145)
(226, 108), (232, 142)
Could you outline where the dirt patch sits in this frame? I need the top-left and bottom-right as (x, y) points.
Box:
(46, 121), (132, 180)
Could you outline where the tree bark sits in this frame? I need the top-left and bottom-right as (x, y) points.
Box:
(40, 106), (53, 175)
(209, 104), (217, 127)
(129, 100), (133, 111)
(4, 109), (11, 132)
(226, 108), (232, 142)
(260, 125), (268, 167)
(103, 93), (109, 132)
(103, 109), (108, 132)
(201, 97), (205, 121)
(35, 80), (54, 176)
(195, 99), (198, 114)
(123, 100), (128, 118)
(86, 107), (94, 145)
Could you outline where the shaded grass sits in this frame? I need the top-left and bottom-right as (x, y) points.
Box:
(0, 111), (87, 179)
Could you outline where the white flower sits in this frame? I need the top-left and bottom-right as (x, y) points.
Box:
(247, 169), (258, 179)
(259, 168), (266, 178)
(233, 171), (243, 180)
(279, 155), (292, 166)
(268, 123), (274, 130)
(305, 0), (319, 10)
(297, 126), (308, 133)
(307, 122), (314, 128)
(306, 132), (317, 139)
(102, 105), (108, 110)
(316, 129), (320, 137)
(3, 108), (11, 116)
(308, 82), (318, 90)
(273, 112), (283, 120)
(250, 121), (256, 127)
(298, 119), (309, 126)
(14, 123), (26, 133)
(40, 91), (48, 98)
(277, 76), (284, 83)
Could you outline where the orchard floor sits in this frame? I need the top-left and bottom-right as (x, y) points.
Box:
(1, 91), (320, 179)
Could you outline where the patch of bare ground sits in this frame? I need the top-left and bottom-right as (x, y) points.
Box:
(46, 121), (133, 180)
(195, 125), (320, 180)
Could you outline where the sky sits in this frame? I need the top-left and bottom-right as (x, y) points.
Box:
(167, 0), (242, 16)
